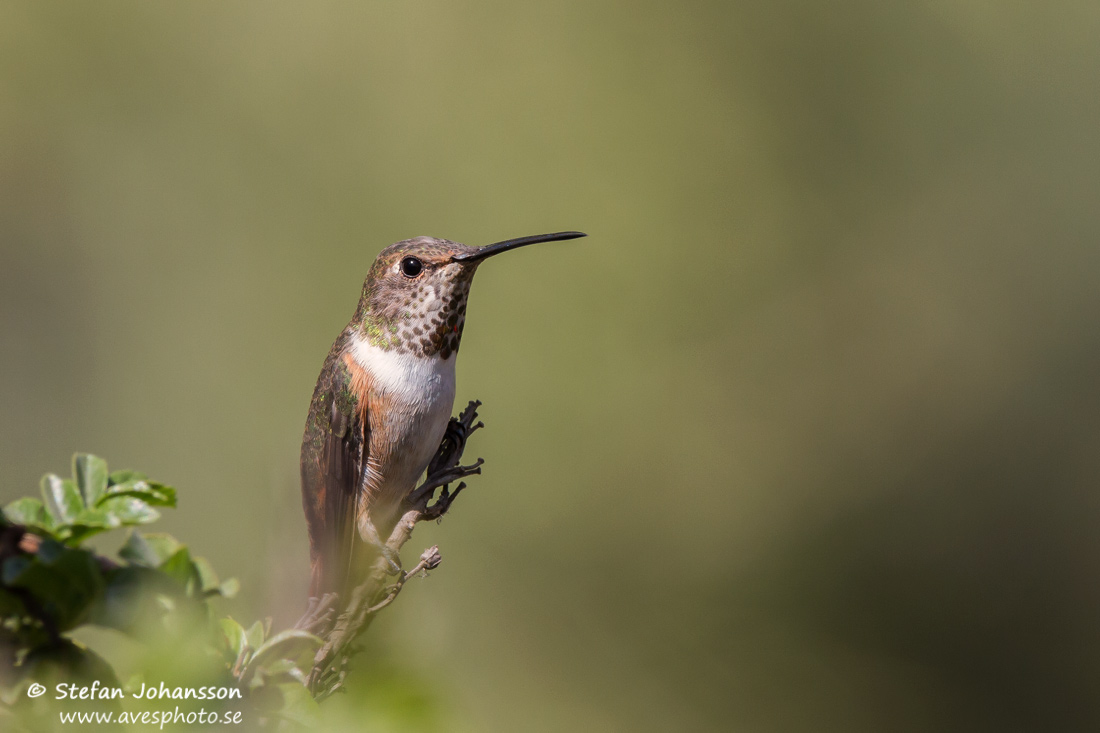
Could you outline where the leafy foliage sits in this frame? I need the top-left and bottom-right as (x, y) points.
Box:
(4, 455), (175, 547)
(0, 454), (320, 728)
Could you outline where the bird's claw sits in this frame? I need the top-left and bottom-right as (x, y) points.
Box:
(426, 401), (483, 477)
(407, 401), (484, 516)
(379, 545), (402, 576)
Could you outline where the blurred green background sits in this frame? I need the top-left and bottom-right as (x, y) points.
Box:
(3, 1), (1100, 730)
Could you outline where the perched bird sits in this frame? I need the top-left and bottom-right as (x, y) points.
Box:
(300, 231), (586, 598)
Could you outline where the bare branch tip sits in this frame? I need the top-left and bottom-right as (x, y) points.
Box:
(420, 545), (442, 570)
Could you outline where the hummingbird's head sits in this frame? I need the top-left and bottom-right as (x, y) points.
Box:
(354, 232), (585, 359)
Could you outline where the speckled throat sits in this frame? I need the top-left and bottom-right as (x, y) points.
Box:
(351, 237), (480, 360)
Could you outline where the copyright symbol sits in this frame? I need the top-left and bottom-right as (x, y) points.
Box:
(27, 682), (46, 698)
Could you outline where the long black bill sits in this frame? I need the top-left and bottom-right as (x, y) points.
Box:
(451, 231), (587, 263)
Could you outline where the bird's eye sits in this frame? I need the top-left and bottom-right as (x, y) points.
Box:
(400, 257), (423, 278)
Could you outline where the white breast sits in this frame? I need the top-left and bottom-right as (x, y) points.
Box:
(348, 332), (456, 408)
(347, 332), (457, 517)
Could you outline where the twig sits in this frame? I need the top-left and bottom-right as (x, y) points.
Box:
(367, 545), (442, 614)
(294, 593), (339, 636)
(298, 400), (485, 699)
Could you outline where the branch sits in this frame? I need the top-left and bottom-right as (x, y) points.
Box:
(367, 545), (441, 615)
(296, 400), (485, 699)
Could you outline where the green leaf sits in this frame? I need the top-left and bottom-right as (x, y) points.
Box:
(191, 555), (222, 593)
(246, 629), (322, 674)
(61, 507), (125, 546)
(270, 681), (321, 726)
(118, 531), (156, 566)
(97, 480), (176, 508)
(108, 469), (147, 486)
(253, 658), (302, 680)
(190, 557), (238, 598)
(157, 547), (205, 598)
(98, 496), (160, 526)
(3, 496), (44, 525)
(72, 454), (109, 508)
(20, 640), (122, 695)
(92, 565), (183, 633)
(118, 532), (181, 567)
(72, 508), (120, 529)
(40, 474), (83, 525)
(159, 547), (195, 581)
(2, 541), (105, 631)
(220, 617), (248, 660)
(143, 481), (176, 507)
(2, 497), (55, 534)
(244, 619), (267, 652)
(216, 577), (240, 598)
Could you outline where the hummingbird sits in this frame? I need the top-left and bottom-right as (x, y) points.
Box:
(300, 231), (586, 598)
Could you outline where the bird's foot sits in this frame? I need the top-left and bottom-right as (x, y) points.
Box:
(358, 514), (403, 576)
(421, 481), (468, 521)
(405, 401), (485, 514)
(426, 400), (484, 476)
(378, 544), (402, 576)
